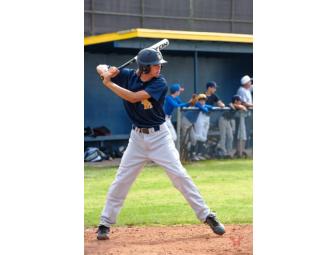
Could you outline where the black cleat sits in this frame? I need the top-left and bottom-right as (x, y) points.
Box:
(96, 225), (110, 240)
(205, 213), (225, 235)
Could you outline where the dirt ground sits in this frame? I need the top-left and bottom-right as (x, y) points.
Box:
(85, 224), (252, 255)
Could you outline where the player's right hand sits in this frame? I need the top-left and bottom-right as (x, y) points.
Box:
(106, 66), (120, 78)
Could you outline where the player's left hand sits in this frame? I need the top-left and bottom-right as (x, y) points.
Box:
(188, 94), (198, 106)
(96, 65), (120, 82)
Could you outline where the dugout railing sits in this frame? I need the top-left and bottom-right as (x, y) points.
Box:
(176, 107), (253, 162)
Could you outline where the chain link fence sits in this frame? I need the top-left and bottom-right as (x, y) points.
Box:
(176, 107), (252, 162)
(85, 0), (253, 36)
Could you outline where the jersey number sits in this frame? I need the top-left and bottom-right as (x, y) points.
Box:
(141, 99), (153, 110)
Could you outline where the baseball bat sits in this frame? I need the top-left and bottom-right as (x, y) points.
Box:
(99, 39), (169, 80)
(118, 39), (169, 69)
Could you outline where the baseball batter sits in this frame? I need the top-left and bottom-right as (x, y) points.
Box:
(95, 48), (225, 240)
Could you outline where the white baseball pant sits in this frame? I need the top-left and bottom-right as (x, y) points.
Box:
(165, 115), (177, 141)
(100, 123), (211, 227)
(193, 112), (210, 142)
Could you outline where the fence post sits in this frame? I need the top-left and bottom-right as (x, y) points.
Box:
(238, 111), (244, 157)
(176, 107), (181, 153)
(237, 110), (249, 157)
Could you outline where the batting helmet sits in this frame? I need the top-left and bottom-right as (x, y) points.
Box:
(136, 48), (167, 74)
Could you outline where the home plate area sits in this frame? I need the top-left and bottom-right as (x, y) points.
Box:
(85, 224), (252, 255)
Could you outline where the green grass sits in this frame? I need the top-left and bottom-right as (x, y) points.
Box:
(85, 159), (252, 228)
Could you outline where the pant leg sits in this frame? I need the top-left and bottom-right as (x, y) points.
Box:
(193, 114), (204, 142)
(165, 116), (177, 141)
(202, 115), (210, 142)
(194, 113), (209, 142)
(226, 120), (234, 155)
(236, 113), (247, 155)
(218, 116), (227, 154)
(181, 116), (191, 139)
(100, 130), (147, 227)
(189, 125), (197, 146)
(237, 113), (247, 141)
(147, 124), (211, 222)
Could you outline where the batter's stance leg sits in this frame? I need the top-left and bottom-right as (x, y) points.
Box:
(148, 124), (225, 235)
(100, 131), (147, 227)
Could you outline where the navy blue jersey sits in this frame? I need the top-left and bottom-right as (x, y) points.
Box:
(111, 68), (168, 128)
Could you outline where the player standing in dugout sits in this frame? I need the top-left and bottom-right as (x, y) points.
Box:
(95, 47), (225, 240)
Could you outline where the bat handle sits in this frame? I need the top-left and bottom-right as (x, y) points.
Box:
(99, 57), (136, 80)
(100, 65), (111, 80)
(117, 58), (136, 69)
(117, 62), (129, 69)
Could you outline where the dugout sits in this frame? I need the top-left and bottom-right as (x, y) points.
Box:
(84, 28), (253, 145)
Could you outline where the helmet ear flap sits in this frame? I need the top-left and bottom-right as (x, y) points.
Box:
(140, 65), (151, 74)
(144, 65), (150, 74)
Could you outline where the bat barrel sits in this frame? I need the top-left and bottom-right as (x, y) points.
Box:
(149, 39), (169, 51)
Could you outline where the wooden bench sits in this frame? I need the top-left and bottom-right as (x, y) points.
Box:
(84, 134), (130, 147)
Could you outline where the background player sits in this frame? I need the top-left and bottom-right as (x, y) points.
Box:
(183, 94), (213, 160)
(204, 81), (225, 108)
(193, 94), (213, 160)
(164, 83), (190, 141)
(237, 75), (253, 108)
(230, 94), (249, 158)
(204, 81), (234, 158)
(95, 48), (225, 240)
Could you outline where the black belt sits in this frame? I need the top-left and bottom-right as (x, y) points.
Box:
(132, 125), (161, 134)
